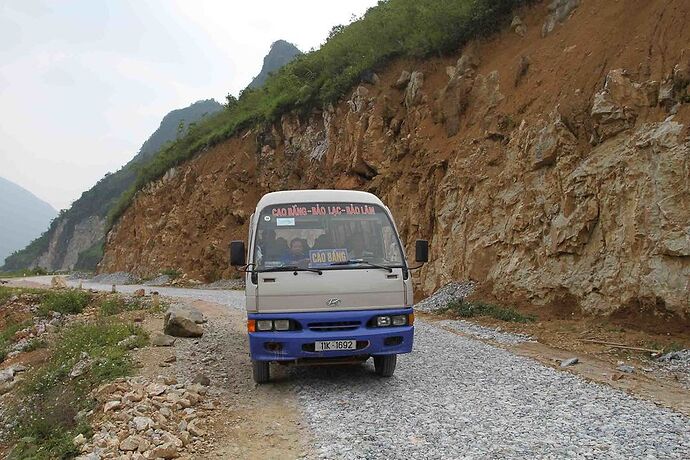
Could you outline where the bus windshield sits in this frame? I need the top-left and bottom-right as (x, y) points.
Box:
(253, 202), (405, 271)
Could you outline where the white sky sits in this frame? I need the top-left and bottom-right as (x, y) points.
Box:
(0, 0), (377, 210)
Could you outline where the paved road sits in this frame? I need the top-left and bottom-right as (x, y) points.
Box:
(12, 277), (690, 459)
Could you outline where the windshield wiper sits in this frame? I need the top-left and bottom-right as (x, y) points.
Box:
(329, 260), (393, 273)
(258, 265), (323, 274)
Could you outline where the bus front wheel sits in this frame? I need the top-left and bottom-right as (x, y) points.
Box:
(373, 355), (396, 377)
(252, 360), (270, 384)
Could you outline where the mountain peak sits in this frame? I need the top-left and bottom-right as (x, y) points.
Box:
(248, 40), (302, 89)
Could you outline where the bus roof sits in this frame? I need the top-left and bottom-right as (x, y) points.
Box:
(255, 190), (384, 211)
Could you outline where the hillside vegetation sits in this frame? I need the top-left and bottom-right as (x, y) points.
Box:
(108, 0), (526, 228)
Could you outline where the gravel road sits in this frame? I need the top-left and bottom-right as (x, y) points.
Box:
(13, 277), (690, 459)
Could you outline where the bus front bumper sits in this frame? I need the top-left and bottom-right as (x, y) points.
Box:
(247, 308), (414, 362)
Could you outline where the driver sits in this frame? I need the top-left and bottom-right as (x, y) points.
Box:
(348, 232), (374, 260)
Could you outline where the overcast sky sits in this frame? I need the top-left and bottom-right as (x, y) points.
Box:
(0, 0), (377, 210)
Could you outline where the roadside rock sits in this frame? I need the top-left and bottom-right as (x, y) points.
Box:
(164, 308), (204, 338)
(51, 276), (67, 289)
(560, 357), (579, 367)
(0, 368), (14, 384)
(191, 373), (210, 386)
(151, 333), (177, 347)
(69, 352), (93, 378)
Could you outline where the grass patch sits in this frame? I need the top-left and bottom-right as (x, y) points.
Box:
(24, 338), (48, 352)
(9, 321), (147, 459)
(38, 290), (92, 317)
(441, 299), (536, 323)
(99, 295), (145, 316)
(160, 268), (181, 280)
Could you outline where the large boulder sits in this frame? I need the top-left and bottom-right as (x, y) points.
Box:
(164, 307), (204, 338)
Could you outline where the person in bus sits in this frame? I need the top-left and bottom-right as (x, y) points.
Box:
(282, 238), (310, 266)
(348, 232), (375, 260)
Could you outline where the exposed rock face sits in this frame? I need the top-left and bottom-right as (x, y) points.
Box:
(101, 0), (690, 317)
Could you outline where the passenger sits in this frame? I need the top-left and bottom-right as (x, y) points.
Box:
(282, 238), (310, 266)
(260, 230), (287, 260)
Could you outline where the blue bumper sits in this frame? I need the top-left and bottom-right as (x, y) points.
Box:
(248, 308), (414, 362)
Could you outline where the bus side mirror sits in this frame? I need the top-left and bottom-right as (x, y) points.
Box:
(230, 241), (246, 266)
(415, 239), (429, 263)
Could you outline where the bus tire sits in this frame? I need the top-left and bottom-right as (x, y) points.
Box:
(252, 360), (270, 384)
(373, 354), (396, 377)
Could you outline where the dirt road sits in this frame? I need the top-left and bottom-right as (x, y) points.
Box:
(8, 277), (690, 459)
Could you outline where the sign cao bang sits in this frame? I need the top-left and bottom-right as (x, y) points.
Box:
(309, 249), (349, 267)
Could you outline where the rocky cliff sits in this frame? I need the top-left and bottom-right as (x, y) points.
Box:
(101, 0), (690, 318)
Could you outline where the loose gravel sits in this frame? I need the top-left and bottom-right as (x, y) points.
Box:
(654, 350), (690, 390)
(16, 277), (690, 459)
(288, 323), (690, 459)
(197, 279), (245, 290)
(437, 319), (534, 344)
(91, 271), (140, 285)
(414, 281), (474, 312)
(143, 275), (171, 286)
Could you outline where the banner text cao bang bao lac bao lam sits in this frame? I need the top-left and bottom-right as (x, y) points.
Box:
(271, 204), (377, 217)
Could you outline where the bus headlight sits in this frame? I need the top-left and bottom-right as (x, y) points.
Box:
(391, 315), (407, 326)
(273, 319), (290, 331)
(257, 320), (273, 331)
(376, 316), (391, 327)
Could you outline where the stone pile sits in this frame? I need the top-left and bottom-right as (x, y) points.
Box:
(415, 281), (475, 313)
(76, 375), (213, 460)
(0, 294), (63, 361)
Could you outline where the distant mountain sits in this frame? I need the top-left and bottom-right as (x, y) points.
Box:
(135, 99), (223, 164)
(248, 40), (302, 89)
(1, 99), (223, 272)
(0, 177), (57, 266)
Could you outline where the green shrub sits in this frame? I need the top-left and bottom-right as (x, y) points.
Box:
(24, 338), (48, 352)
(39, 290), (92, 316)
(99, 296), (144, 316)
(160, 268), (181, 280)
(441, 299), (535, 323)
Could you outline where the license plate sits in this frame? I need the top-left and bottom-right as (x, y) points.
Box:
(314, 340), (356, 352)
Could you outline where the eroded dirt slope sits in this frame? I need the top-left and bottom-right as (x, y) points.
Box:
(101, 0), (690, 319)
